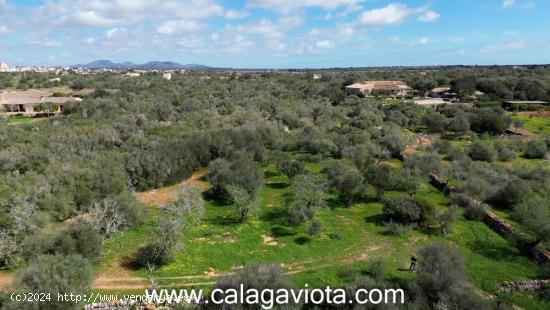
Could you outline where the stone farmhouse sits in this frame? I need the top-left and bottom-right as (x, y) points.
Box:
(0, 89), (82, 115)
(345, 80), (413, 97)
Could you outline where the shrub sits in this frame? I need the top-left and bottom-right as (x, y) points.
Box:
(490, 180), (532, 209)
(215, 264), (292, 306)
(306, 220), (322, 237)
(366, 260), (385, 280)
(135, 242), (172, 267)
(524, 140), (548, 159)
(277, 159), (304, 180)
(207, 157), (263, 201)
(54, 224), (102, 260)
(383, 196), (423, 224)
(495, 142), (516, 161)
(325, 162), (364, 205)
(469, 108), (511, 134)
(13, 254), (93, 309)
(463, 203), (488, 221)
(417, 243), (466, 303)
(468, 141), (497, 162)
(384, 220), (411, 236)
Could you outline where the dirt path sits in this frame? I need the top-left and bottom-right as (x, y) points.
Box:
(515, 111), (550, 118)
(91, 170), (211, 290)
(0, 273), (14, 292)
(136, 169), (209, 206)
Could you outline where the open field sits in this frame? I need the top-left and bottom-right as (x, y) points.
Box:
(511, 114), (550, 135)
(89, 161), (546, 308)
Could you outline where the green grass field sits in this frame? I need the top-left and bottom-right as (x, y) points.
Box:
(511, 114), (550, 135)
(6, 115), (35, 123)
(96, 160), (548, 308)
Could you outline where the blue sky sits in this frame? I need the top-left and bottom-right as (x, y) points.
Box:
(0, 0), (549, 68)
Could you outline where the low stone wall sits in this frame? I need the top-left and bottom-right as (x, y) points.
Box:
(429, 173), (550, 264)
(497, 280), (550, 293)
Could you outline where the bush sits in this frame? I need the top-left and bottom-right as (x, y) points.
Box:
(324, 162), (364, 205)
(135, 242), (172, 267)
(490, 180), (532, 209)
(417, 243), (466, 303)
(495, 142), (516, 161)
(54, 224), (102, 260)
(207, 157), (263, 201)
(12, 254), (93, 309)
(383, 196), (423, 224)
(469, 108), (511, 135)
(277, 158), (304, 180)
(215, 264), (292, 306)
(384, 220), (411, 236)
(306, 220), (322, 237)
(524, 140), (548, 159)
(463, 203), (488, 221)
(366, 260), (385, 280)
(468, 141), (497, 162)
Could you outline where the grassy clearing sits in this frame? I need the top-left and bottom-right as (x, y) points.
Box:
(94, 159), (546, 308)
(511, 114), (550, 135)
(5, 115), (36, 123)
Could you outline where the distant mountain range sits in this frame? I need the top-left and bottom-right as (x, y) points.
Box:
(74, 60), (210, 70)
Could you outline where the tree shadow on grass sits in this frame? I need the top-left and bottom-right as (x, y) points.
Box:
(260, 208), (289, 225)
(206, 214), (242, 226)
(203, 190), (231, 207)
(264, 170), (279, 179)
(271, 225), (296, 238)
(364, 214), (387, 227)
(120, 253), (142, 271)
(294, 236), (311, 245)
(265, 182), (289, 190)
(467, 238), (525, 262)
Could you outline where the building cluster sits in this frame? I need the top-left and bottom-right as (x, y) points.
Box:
(0, 62), (59, 73)
(345, 81), (413, 97)
(0, 89), (82, 115)
(344, 80), (474, 107)
(0, 61), (184, 78)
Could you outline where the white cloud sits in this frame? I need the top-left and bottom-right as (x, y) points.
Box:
(26, 39), (63, 47)
(389, 36), (400, 44)
(248, 0), (360, 13)
(51, 0), (223, 28)
(106, 27), (126, 38)
(503, 0), (515, 8)
(0, 25), (9, 34)
(358, 3), (434, 26)
(60, 10), (120, 27)
(157, 20), (201, 34)
(224, 9), (249, 19)
(481, 40), (525, 53)
(502, 0), (534, 9)
(315, 40), (335, 49)
(418, 11), (440, 22)
(418, 37), (430, 45)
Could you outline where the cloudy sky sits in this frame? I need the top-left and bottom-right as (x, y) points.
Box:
(0, 0), (549, 68)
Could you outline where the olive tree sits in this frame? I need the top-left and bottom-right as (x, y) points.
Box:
(163, 185), (205, 225)
(12, 254), (93, 310)
(226, 185), (260, 223)
(325, 162), (364, 205)
(288, 174), (326, 225)
(514, 197), (550, 249)
(365, 164), (394, 201)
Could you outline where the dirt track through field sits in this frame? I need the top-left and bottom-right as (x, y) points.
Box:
(136, 169), (209, 206)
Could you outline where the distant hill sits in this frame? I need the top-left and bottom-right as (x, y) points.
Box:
(74, 60), (210, 70)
